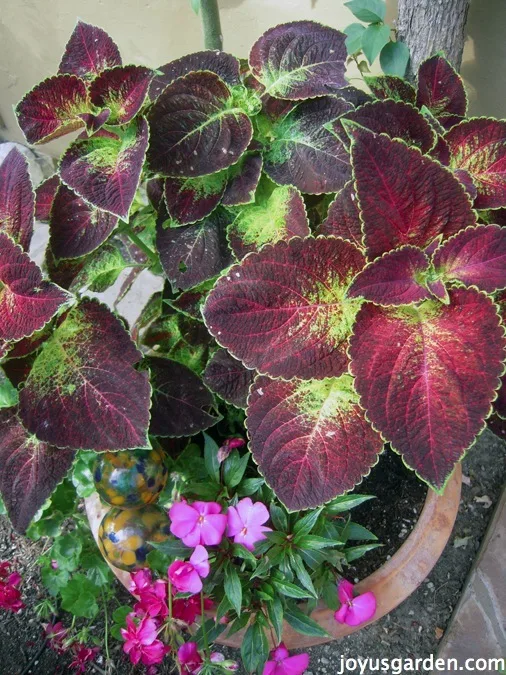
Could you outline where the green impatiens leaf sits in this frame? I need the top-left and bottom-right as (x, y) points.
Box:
(0, 368), (18, 408)
(60, 574), (100, 618)
(224, 565), (243, 616)
(361, 24), (390, 64)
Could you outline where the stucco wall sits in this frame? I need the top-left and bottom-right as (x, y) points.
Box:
(0, 0), (504, 156)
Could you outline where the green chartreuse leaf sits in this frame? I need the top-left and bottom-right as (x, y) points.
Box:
(270, 503), (288, 532)
(284, 603), (331, 638)
(361, 24), (391, 64)
(344, 23), (366, 55)
(345, 543), (382, 562)
(52, 533), (82, 572)
(72, 451), (96, 498)
(203, 432), (220, 482)
(71, 244), (138, 293)
(288, 551), (317, 598)
(241, 621), (269, 674)
(271, 577), (313, 600)
(0, 368), (18, 408)
(60, 574), (100, 618)
(237, 477), (264, 496)
(345, 0), (386, 23)
(224, 565), (243, 616)
(267, 596), (284, 643)
(292, 507), (322, 539)
(347, 522), (378, 541)
(325, 494), (375, 514)
(380, 40), (410, 76)
(223, 451), (250, 489)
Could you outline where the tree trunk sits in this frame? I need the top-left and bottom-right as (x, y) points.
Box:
(397, 0), (471, 79)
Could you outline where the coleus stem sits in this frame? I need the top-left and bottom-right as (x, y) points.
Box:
(123, 226), (159, 265)
(200, 0), (223, 50)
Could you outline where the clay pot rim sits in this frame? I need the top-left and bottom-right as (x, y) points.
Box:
(85, 464), (462, 650)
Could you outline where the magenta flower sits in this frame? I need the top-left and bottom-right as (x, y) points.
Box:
(69, 645), (100, 673)
(168, 545), (210, 594)
(178, 641), (203, 674)
(129, 569), (168, 618)
(263, 643), (309, 675)
(227, 497), (272, 551)
(172, 594), (214, 625)
(169, 500), (227, 547)
(121, 614), (170, 666)
(334, 579), (376, 627)
(44, 621), (69, 654)
(0, 566), (24, 613)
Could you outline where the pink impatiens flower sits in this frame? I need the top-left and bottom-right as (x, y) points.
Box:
(0, 563), (24, 613)
(121, 614), (170, 666)
(178, 641), (203, 674)
(130, 569), (168, 619)
(334, 579), (376, 627)
(172, 594), (214, 625)
(44, 621), (69, 654)
(263, 643), (309, 675)
(168, 545), (210, 594)
(69, 645), (100, 673)
(227, 498), (272, 551)
(169, 500), (227, 547)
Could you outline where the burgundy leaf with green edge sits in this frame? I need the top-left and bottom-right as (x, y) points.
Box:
(35, 175), (60, 223)
(4, 325), (53, 361)
(350, 127), (476, 259)
(222, 153), (263, 207)
(58, 20), (122, 80)
(78, 109), (111, 135)
(453, 169), (478, 201)
(433, 224), (506, 293)
(19, 299), (151, 450)
(0, 149), (34, 251)
(164, 171), (228, 226)
(147, 71), (252, 178)
(89, 65), (153, 125)
(316, 182), (363, 249)
(16, 75), (89, 145)
(149, 51), (241, 100)
(44, 250), (88, 290)
(416, 55), (467, 126)
(249, 21), (347, 100)
(348, 246), (432, 306)
(444, 119), (506, 209)
(49, 184), (118, 259)
(203, 236), (365, 380)
(338, 86), (372, 108)
(349, 287), (505, 490)
(0, 409), (75, 533)
(364, 74), (416, 104)
(156, 208), (234, 292)
(59, 117), (149, 219)
(0, 232), (71, 351)
(147, 356), (221, 437)
(203, 348), (255, 408)
(147, 178), (164, 210)
(335, 100), (436, 153)
(247, 374), (383, 510)
(167, 280), (216, 321)
(264, 96), (352, 194)
(494, 292), (506, 419)
(227, 180), (310, 259)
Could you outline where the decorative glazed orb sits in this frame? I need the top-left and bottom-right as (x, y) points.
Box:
(93, 448), (168, 509)
(98, 505), (171, 571)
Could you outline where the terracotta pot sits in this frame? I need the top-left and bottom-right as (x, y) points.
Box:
(85, 464), (462, 649)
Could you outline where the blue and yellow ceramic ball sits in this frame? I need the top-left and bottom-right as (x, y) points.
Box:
(98, 505), (171, 571)
(93, 448), (168, 509)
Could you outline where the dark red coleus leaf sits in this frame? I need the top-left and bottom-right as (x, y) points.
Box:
(167, 280), (216, 322)
(203, 348), (256, 408)
(249, 21), (347, 100)
(149, 51), (241, 100)
(19, 299), (151, 450)
(156, 208), (233, 291)
(247, 374), (383, 510)
(453, 169), (478, 201)
(147, 178), (164, 210)
(35, 175), (60, 223)
(350, 127), (476, 259)
(0, 149), (34, 251)
(4, 324), (53, 360)
(335, 100), (436, 153)
(222, 152), (263, 207)
(58, 20), (122, 80)
(164, 171), (228, 226)
(444, 119), (506, 209)
(89, 65), (153, 125)
(147, 356), (221, 437)
(44, 250), (88, 290)
(433, 224), (506, 293)
(78, 109), (112, 135)
(147, 71), (252, 178)
(349, 288), (505, 490)
(317, 182), (363, 249)
(203, 236), (365, 380)
(0, 409), (75, 533)
(264, 96), (352, 194)
(227, 180), (310, 259)
(338, 86), (372, 108)
(416, 55), (467, 127)
(16, 75), (89, 144)
(59, 117), (149, 219)
(49, 184), (118, 259)
(494, 292), (506, 419)
(348, 246), (432, 305)
(0, 232), (71, 352)
(364, 74), (416, 104)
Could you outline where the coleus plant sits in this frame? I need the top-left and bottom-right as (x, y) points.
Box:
(1, 17), (506, 536)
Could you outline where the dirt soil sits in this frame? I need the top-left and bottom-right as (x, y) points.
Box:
(0, 428), (504, 675)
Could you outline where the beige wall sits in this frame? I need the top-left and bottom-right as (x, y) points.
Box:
(1, 0), (504, 157)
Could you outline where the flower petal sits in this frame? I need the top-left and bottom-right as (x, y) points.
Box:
(334, 605), (349, 624)
(199, 513), (227, 546)
(249, 501), (270, 527)
(190, 545), (210, 578)
(263, 661), (277, 675)
(194, 501), (223, 515)
(227, 505), (243, 537)
(281, 653), (310, 675)
(337, 579), (354, 605)
(345, 591), (376, 626)
(169, 502), (199, 539)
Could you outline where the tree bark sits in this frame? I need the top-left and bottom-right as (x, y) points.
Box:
(397, 0), (471, 79)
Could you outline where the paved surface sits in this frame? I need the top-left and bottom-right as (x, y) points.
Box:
(432, 485), (506, 674)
